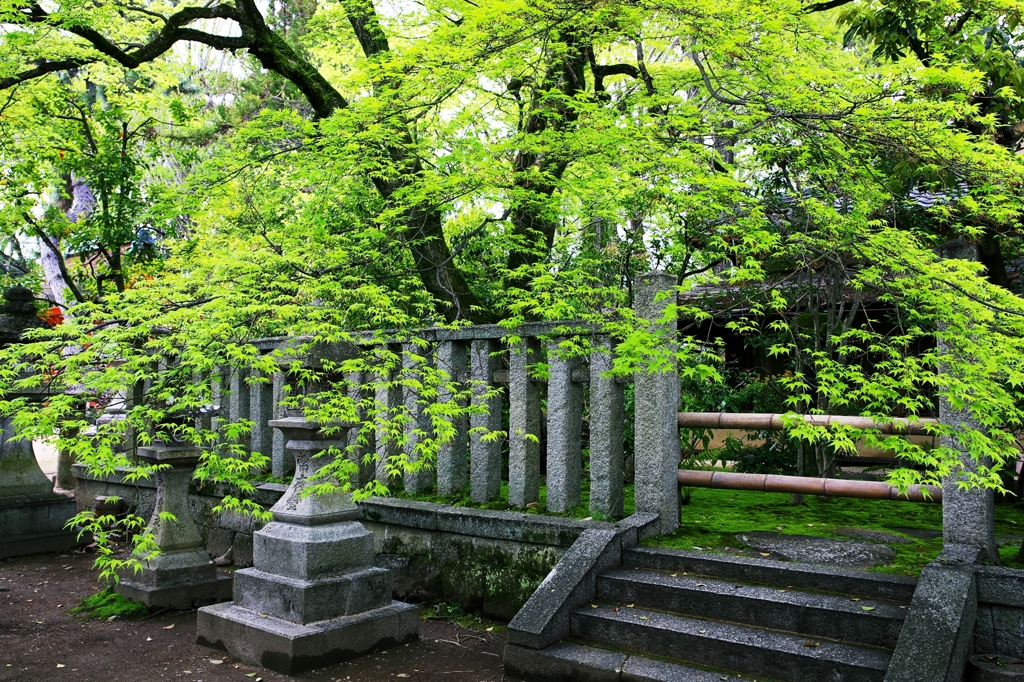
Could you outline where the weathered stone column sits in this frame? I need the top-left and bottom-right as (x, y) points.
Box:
(546, 341), (584, 513)
(116, 443), (231, 608)
(344, 370), (375, 488)
(470, 338), (503, 503)
(270, 372), (293, 479)
(589, 338), (624, 519)
(509, 338), (542, 508)
(435, 339), (468, 496)
(0, 286), (82, 559)
(403, 344), (434, 494)
(374, 344), (402, 489)
(936, 240), (998, 563)
(249, 372), (276, 474)
(227, 367), (252, 453)
(633, 271), (681, 534)
(196, 415), (418, 675)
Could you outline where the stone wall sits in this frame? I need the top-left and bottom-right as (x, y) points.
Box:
(974, 565), (1024, 658)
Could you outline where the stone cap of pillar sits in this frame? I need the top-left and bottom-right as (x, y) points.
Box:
(136, 443), (204, 466)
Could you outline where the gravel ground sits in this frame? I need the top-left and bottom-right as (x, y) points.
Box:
(0, 551), (509, 682)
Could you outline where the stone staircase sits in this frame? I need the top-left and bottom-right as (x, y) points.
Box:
(506, 545), (918, 682)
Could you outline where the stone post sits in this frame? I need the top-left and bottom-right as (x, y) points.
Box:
(345, 370), (375, 488)
(509, 338), (542, 508)
(0, 286), (83, 559)
(270, 372), (293, 479)
(249, 371), (276, 475)
(546, 340), (584, 513)
(470, 338), (503, 503)
(227, 367), (252, 453)
(589, 337), (624, 519)
(435, 340), (469, 496)
(403, 344), (434, 494)
(633, 271), (681, 534)
(196, 415), (419, 675)
(115, 443), (231, 608)
(374, 344), (402, 489)
(936, 239), (998, 563)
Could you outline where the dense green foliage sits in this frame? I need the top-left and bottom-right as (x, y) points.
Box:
(1, 0), (1024, 573)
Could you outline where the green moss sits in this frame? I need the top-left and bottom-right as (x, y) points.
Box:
(70, 586), (147, 620)
(644, 488), (1023, 576)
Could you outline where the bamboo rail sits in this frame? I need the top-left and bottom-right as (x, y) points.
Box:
(678, 412), (938, 436)
(676, 469), (942, 502)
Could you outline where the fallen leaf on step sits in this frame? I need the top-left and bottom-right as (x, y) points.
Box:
(591, 604), (598, 608)
(759, 553), (771, 557)
(163, 624), (174, 630)
(486, 627), (494, 632)
(146, 637), (152, 641)
(671, 573), (678, 577)
(861, 606), (875, 611)
(210, 659), (223, 665)
(696, 583), (706, 587)
(699, 629), (707, 634)
(56, 664), (65, 668)
(778, 590), (787, 593)
(397, 675), (409, 678)
(626, 604), (634, 608)
(637, 616), (649, 620)
(851, 598), (861, 602)
(803, 641), (820, 648)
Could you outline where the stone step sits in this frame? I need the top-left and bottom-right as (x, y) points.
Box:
(504, 640), (758, 682)
(624, 546), (916, 603)
(571, 604), (891, 682)
(597, 569), (906, 650)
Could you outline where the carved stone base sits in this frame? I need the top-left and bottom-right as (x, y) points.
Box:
(197, 600), (419, 674)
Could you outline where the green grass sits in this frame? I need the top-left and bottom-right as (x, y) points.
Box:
(396, 479), (636, 522)
(644, 488), (1024, 576)
(69, 586), (148, 620)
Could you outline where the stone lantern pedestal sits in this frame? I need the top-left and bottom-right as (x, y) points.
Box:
(115, 443), (231, 608)
(196, 417), (418, 674)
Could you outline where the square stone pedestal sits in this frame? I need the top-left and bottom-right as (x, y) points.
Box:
(197, 598), (419, 674)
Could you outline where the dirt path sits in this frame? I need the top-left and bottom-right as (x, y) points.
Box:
(0, 552), (509, 682)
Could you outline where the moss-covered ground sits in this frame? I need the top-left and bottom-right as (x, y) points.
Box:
(644, 487), (1023, 576)
(69, 586), (148, 620)
(396, 479), (636, 522)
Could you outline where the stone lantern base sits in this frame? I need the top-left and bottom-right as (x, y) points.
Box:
(197, 416), (419, 674)
(114, 443), (231, 609)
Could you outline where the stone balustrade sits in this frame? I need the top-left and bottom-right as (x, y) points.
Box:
(81, 271), (681, 540)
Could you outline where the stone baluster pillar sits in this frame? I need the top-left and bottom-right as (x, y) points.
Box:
(402, 344), (434, 494)
(115, 443), (231, 608)
(546, 340), (584, 513)
(374, 344), (402, 488)
(470, 338), (503, 503)
(270, 372), (293, 479)
(435, 339), (468, 496)
(249, 370), (276, 475)
(196, 411), (419, 674)
(936, 239), (998, 563)
(344, 370), (375, 488)
(633, 271), (680, 534)
(0, 286), (82, 559)
(589, 337), (625, 519)
(227, 367), (252, 454)
(509, 338), (542, 508)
